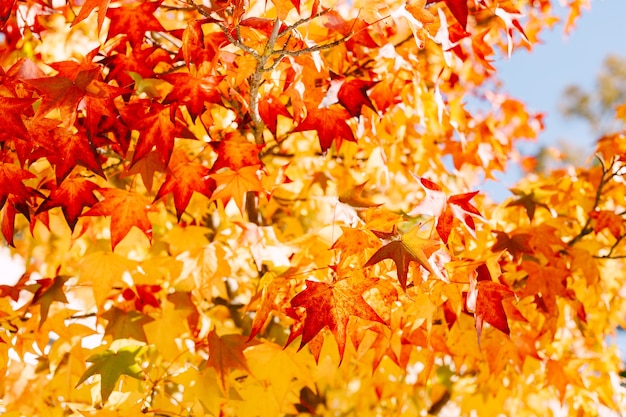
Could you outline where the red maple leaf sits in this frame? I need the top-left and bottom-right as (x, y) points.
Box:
(471, 280), (524, 342)
(258, 94), (291, 137)
(26, 68), (109, 129)
(106, 1), (166, 46)
(155, 151), (215, 220)
(36, 176), (99, 231)
(161, 72), (224, 121)
(2, 194), (36, 246)
(0, 161), (35, 211)
(83, 188), (155, 250)
(293, 105), (356, 152)
(0, 97), (35, 142)
(180, 19), (224, 67)
(426, 0), (469, 29)
(290, 276), (384, 361)
(31, 124), (105, 182)
(409, 176), (482, 243)
(102, 45), (169, 92)
(122, 102), (195, 167)
(0, 0), (15, 30)
(337, 79), (378, 117)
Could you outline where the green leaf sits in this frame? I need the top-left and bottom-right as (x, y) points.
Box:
(76, 346), (145, 403)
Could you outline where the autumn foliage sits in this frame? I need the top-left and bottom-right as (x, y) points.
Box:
(1, 0), (626, 415)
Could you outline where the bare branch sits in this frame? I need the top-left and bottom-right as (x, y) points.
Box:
(273, 34), (351, 57)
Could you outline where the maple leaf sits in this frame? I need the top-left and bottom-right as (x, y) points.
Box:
(31, 124), (105, 182)
(72, 0), (111, 32)
(0, 0), (15, 30)
(205, 329), (258, 393)
(181, 19), (221, 67)
(589, 209), (623, 238)
(293, 105), (356, 152)
(409, 176), (483, 243)
(337, 79), (378, 117)
(0, 97), (35, 142)
(106, 1), (166, 46)
(290, 276), (385, 360)
(506, 189), (551, 221)
(30, 275), (69, 328)
(338, 181), (381, 208)
(517, 261), (571, 316)
(406, 0), (436, 25)
(259, 94), (291, 137)
(210, 133), (263, 172)
(76, 346), (145, 403)
(123, 102), (195, 167)
(210, 165), (264, 213)
(364, 226), (440, 290)
(426, 0), (469, 30)
(26, 68), (109, 129)
(491, 230), (534, 259)
(2, 195), (33, 246)
(0, 161), (35, 211)
(161, 73), (224, 121)
(472, 280), (523, 342)
(83, 188), (155, 250)
(102, 306), (154, 343)
(155, 150), (214, 220)
(120, 150), (166, 193)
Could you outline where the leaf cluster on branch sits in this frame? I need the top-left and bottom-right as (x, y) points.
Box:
(1, 0), (626, 415)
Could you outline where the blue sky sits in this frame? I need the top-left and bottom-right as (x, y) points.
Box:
(485, 0), (626, 199)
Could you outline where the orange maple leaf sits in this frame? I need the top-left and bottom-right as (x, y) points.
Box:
(406, 0), (435, 25)
(83, 188), (155, 250)
(210, 165), (264, 213)
(210, 133), (263, 172)
(204, 329), (259, 392)
(364, 226), (441, 290)
(290, 276), (385, 361)
(590, 209), (624, 239)
(517, 261), (571, 317)
(155, 151), (214, 220)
